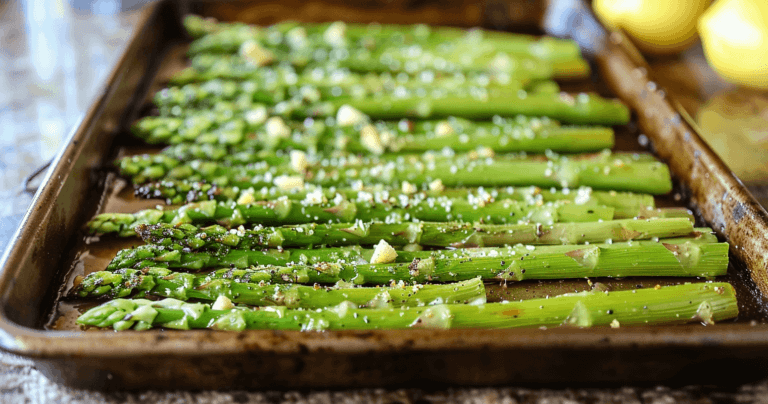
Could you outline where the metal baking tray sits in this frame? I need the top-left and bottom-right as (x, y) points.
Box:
(3, 0), (768, 390)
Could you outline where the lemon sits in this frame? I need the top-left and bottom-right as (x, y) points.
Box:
(593, 0), (709, 55)
(697, 89), (768, 182)
(698, 0), (768, 89)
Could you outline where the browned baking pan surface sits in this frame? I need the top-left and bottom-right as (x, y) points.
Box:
(3, 0), (768, 390)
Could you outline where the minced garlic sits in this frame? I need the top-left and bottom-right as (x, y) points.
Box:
(212, 295), (235, 310)
(336, 105), (367, 127)
(240, 40), (274, 66)
(370, 239), (398, 264)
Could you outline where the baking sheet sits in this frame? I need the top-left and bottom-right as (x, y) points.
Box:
(3, 0), (768, 390)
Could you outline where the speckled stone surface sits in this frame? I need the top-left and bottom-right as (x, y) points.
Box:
(4, 350), (768, 403)
(2, 0), (768, 401)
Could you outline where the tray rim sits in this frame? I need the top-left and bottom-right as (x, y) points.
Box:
(2, 0), (768, 361)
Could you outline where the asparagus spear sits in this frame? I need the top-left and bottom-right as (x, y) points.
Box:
(86, 198), (615, 236)
(183, 16), (583, 60)
(182, 16), (583, 59)
(118, 151), (672, 194)
(136, 113), (614, 153)
(390, 126), (614, 154)
(184, 22), (578, 72)
(161, 67), (528, 107)
(76, 282), (739, 331)
(297, 91), (630, 125)
(73, 268), (486, 309)
(107, 244), (368, 271)
(136, 181), (657, 219)
(106, 235), (727, 283)
(174, 53), (537, 88)
(134, 218), (695, 250)
(107, 229), (718, 270)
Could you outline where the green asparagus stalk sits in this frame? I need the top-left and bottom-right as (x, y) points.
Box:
(162, 66), (527, 106)
(135, 218), (696, 250)
(136, 113), (614, 153)
(136, 181), (657, 219)
(107, 244), (368, 271)
(76, 282), (739, 331)
(173, 53), (537, 87)
(205, 243), (727, 286)
(297, 91), (630, 125)
(182, 17), (588, 79)
(390, 126), (614, 153)
(86, 198), (615, 236)
(185, 27), (564, 77)
(183, 16), (583, 61)
(106, 234), (726, 282)
(118, 151), (672, 194)
(73, 268), (486, 309)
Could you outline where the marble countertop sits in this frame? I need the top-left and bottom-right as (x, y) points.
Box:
(1, 0), (768, 401)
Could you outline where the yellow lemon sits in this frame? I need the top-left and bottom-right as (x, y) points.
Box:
(593, 0), (709, 55)
(698, 0), (768, 89)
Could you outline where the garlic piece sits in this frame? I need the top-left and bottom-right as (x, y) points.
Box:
(274, 175), (305, 191)
(336, 104), (368, 127)
(290, 150), (309, 172)
(401, 181), (417, 195)
(239, 40), (274, 67)
(265, 116), (291, 138)
(360, 125), (384, 155)
(212, 295), (235, 311)
(434, 121), (454, 137)
(429, 179), (445, 192)
(370, 239), (398, 264)
(236, 190), (256, 205)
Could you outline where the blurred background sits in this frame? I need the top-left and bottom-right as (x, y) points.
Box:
(0, 0), (147, 246)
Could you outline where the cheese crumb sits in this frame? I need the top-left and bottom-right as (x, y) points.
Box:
(435, 121), (454, 137)
(265, 116), (290, 138)
(489, 52), (513, 72)
(360, 125), (384, 154)
(370, 239), (398, 264)
(379, 130), (395, 148)
(323, 21), (347, 47)
(429, 179), (445, 192)
(244, 106), (268, 125)
(285, 26), (308, 49)
(401, 181), (417, 195)
(239, 40), (274, 66)
(236, 190), (256, 205)
(274, 175), (305, 191)
(212, 295), (235, 311)
(303, 188), (325, 205)
(336, 105), (368, 127)
(477, 146), (495, 158)
(610, 319), (620, 328)
(290, 150), (309, 172)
